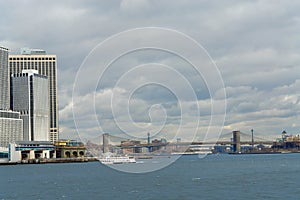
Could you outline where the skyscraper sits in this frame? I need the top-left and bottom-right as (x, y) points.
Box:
(0, 46), (9, 110)
(0, 46), (23, 147)
(11, 70), (49, 141)
(9, 49), (58, 142)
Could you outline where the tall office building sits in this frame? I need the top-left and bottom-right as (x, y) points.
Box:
(0, 47), (9, 110)
(9, 49), (58, 142)
(11, 70), (49, 141)
(0, 46), (23, 147)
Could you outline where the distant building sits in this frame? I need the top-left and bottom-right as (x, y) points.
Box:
(121, 140), (142, 153)
(9, 49), (59, 142)
(0, 110), (23, 147)
(11, 70), (49, 141)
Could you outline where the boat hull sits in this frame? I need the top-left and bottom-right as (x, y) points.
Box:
(98, 156), (136, 165)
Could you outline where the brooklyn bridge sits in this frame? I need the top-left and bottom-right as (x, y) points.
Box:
(86, 130), (280, 154)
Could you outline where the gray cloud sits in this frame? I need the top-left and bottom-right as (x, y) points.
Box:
(1, 0), (300, 140)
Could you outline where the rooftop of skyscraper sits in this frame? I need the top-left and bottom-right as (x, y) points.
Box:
(0, 46), (9, 51)
(20, 48), (46, 55)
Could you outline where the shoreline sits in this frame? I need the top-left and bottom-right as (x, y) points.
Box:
(0, 157), (98, 166)
(2, 151), (300, 166)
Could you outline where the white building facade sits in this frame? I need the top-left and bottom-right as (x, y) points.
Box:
(0, 110), (23, 147)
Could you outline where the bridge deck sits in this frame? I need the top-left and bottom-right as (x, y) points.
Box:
(118, 141), (275, 148)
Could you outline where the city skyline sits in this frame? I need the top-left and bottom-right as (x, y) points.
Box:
(0, 1), (299, 141)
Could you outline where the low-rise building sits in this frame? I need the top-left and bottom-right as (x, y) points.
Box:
(55, 140), (86, 158)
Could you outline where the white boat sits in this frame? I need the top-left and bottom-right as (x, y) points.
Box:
(171, 151), (212, 155)
(98, 155), (136, 164)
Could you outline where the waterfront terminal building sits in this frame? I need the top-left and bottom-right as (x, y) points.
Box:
(0, 140), (86, 164)
(9, 141), (55, 163)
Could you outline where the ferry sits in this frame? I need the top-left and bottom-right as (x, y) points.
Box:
(98, 155), (136, 165)
(171, 150), (212, 155)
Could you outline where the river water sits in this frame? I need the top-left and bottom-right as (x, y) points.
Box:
(0, 153), (299, 199)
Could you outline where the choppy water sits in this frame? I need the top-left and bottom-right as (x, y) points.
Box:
(1, 154), (300, 200)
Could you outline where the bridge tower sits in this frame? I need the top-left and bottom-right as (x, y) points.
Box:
(232, 131), (241, 153)
(147, 132), (150, 144)
(251, 129), (254, 149)
(103, 133), (110, 153)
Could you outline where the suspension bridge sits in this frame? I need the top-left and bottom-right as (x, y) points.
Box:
(86, 130), (278, 154)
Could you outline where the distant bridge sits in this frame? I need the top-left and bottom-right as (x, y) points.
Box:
(93, 130), (277, 153)
(116, 141), (274, 149)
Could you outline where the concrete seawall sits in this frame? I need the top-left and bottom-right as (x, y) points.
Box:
(0, 157), (98, 165)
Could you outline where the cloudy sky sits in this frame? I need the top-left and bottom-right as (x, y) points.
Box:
(1, 0), (300, 142)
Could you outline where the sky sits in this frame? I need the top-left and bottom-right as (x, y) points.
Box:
(1, 0), (300, 142)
